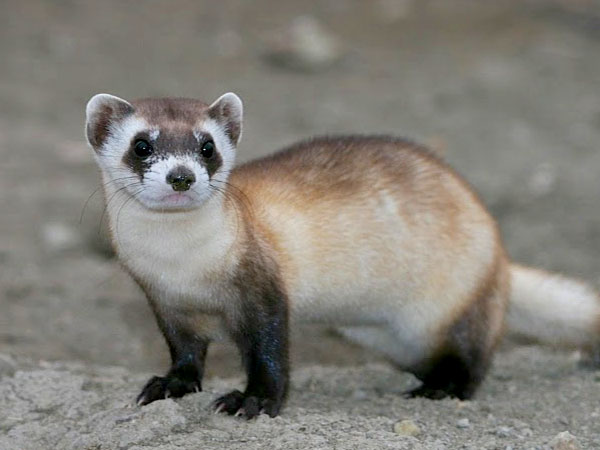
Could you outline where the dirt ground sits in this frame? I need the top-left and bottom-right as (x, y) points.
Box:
(1, 1), (599, 449)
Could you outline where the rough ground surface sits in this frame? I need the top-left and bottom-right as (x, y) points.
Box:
(1, 1), (599, 449)
(1, 348), (599, 450)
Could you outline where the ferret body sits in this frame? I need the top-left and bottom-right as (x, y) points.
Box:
(85, 93), (600, 418)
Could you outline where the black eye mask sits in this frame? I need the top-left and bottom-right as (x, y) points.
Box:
(122, 130), (223, 180)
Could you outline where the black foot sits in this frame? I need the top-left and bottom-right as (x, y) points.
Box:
(404, 385), (452, 400)
(406, 351), (484, 401)
(136, 374), (201, 406)
(213, 389), (281, 419)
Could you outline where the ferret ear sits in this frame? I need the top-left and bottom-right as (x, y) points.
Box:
(85, 93), (134, 149)
(207, 92), (243, 145)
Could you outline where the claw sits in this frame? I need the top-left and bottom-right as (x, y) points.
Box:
(214, 403), (225, 414)
(165, 390), (171, 399)
(136, 396), (146, 407)
(194, 385), (200, 393)
(235, 408), (245, 417)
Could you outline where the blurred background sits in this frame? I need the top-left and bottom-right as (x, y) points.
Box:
(0, 0), (599, 377)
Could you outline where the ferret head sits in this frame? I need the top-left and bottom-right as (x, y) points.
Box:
(85, 93), (243, 211)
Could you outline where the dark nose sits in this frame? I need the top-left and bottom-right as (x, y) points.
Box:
(166, 166), (195, 192)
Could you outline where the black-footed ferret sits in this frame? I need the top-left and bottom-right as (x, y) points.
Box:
(85, 92), (600, 419)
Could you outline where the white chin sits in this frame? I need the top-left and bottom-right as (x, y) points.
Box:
(143, 192), (206, 211)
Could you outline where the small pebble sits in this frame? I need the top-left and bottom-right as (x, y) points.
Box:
(548, 431), (581, 450)
(456, 418), (470, 428)
(393, 419), (421, 437)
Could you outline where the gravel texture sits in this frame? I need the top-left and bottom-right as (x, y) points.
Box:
(1, 348), (599, 450)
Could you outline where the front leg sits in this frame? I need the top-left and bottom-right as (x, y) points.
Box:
(137, 305), (212, 406)
(215, 287), (289, 419)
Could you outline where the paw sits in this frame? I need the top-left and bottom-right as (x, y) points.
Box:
(136, 375), (201, 406)
(213, 390), (281, 419)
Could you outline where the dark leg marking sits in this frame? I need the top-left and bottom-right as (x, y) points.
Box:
(406, 273), (505, 400)
(405, 352), (487, 400)
(215, 310), (289, 418)
(137, 317), (209, 406)
(214, 257), (289, 419)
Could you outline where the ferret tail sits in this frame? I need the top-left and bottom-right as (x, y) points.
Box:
(506, 264), (600, 351)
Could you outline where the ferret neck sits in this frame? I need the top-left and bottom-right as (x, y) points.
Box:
(105, 189), (234, 255)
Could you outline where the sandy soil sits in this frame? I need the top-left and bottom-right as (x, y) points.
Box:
(0, 1), (599, 448)
(1, 348), (599, 450)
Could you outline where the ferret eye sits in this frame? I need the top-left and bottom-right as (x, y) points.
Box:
(201, 140), (215, 158)
(133, 139), (153, 159)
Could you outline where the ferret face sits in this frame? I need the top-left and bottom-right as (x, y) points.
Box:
(85, 93), (243, 211)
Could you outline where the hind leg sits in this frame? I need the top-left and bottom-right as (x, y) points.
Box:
(339, 322), (494, 400)
(338, 323), (491, 400)
(339, 261), (508, 400)
(405, 351), (489, 400)
(408, 266), (509, 400)
(339, 324), (491, 399)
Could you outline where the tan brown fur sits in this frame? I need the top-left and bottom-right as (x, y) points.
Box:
(86, 94), (600, 414)
(230, 136), (500, 315)
(221, 135), (510, 398)
(131, 97), (209, 127)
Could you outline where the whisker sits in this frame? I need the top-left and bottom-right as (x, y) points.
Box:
(98, 181), (143, 235)
(80, 176), (140, 224)
(114, 186), (146, 262)
(211, 179), (254, 219)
